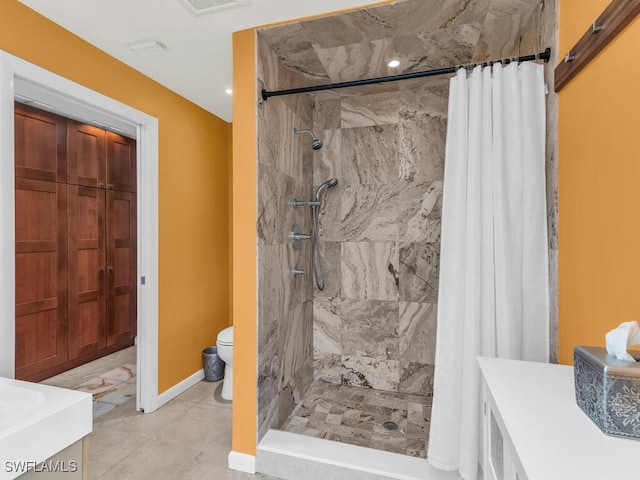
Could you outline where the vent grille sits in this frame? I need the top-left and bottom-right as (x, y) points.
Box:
(182, 0), (251, 15)
(188, 0), (236, 10)
(126, 40), (169, 57)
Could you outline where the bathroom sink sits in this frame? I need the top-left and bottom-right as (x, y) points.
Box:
(0, 377), (92, 480)
(0, 383), (45, 431)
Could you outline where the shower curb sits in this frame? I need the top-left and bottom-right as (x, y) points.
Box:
(257, 430), (429, 480)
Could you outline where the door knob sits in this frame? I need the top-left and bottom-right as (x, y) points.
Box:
(98, 183), (105, 188)
(99, 267), (105, 273)
(107, 184), (114, 189)
(108, 266), (114, 272)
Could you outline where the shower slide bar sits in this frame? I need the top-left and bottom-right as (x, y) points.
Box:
(262, 48), (551, 100)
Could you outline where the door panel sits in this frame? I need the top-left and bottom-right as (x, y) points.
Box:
(106, 190), (137, 346)
(67, 186), (107, 360)
(106, 132), (136, 192)
(14, 103), (67, 183)
(14, 178), (68, 380)
(67, 120), (106, 188)
(15, 311), (59, 370)
(15, 108), (137, 380)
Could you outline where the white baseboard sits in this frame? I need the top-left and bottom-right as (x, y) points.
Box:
(156, 368), (204, 409)
(228, 451), (256, 474)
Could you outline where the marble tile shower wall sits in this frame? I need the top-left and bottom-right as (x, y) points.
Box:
(312, 79), (449, 396)
(257, 34), (316, 440)
(255, 0), (558, 438)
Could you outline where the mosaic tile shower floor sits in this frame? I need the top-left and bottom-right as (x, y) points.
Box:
(281, 381), (431, 458)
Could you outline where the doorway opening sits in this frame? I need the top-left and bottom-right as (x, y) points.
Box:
(0, 51), (161, 413)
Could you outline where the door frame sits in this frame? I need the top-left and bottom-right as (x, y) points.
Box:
(0, 51), (161, 413)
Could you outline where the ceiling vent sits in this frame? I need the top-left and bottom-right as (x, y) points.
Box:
(125, 39), (169, 57)
(181, 0), (252, 15)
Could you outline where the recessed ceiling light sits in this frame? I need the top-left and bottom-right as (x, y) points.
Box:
(225, 88), (233, 95)
(388, 59), (400, 68)
(125, 39), (169, 57)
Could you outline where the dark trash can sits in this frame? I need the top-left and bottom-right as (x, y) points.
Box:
(203, 346), (224, 382)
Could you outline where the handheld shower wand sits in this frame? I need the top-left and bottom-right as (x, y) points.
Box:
(291, 178), (338, 289)
(292, 178), (339, 208)
(314, 178), (338, 200)
(311, 178), (338, 290)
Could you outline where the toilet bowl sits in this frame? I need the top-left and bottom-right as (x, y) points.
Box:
(216, 326), (233, 401)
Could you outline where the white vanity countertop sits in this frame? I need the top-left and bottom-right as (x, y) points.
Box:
(478, 357), (640, 480)
(0, 377), (92, 480)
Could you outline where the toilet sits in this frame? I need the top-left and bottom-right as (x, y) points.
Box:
(216, 326), (234, 400)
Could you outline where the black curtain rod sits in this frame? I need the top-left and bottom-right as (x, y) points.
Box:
(262, 47), (551, 100)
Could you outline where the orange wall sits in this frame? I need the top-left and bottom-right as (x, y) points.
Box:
(0, 1), (231, 392)
(231, 28), (257, 456)
(558, 1), (640, 364)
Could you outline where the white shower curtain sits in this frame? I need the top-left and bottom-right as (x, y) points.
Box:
(427, 62), (549, 480)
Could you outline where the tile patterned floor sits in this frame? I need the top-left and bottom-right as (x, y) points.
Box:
(41, 348), (276, 480)
(281, 382), (431, 458)
(90, 381), (257, 480)
(42, 347), (138, 420)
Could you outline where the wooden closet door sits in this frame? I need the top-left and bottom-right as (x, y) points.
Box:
(67, 120), (106, 188)
(106, 131), (136, 192)
(14, 103), (67, 182)
(15, 178), (68, 380)
(68, 186), (107, 360)
(106, 190), (137, 347)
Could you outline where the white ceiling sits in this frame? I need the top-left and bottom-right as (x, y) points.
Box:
(18, 0), (385, 122)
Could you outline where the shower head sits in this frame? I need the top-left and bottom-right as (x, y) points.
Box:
(293, 128), (323, 151)
(315, 178), (338, 201)
(325, 178), (338, 188)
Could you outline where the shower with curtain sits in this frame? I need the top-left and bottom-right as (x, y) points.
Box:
(254, 0), (556, 477)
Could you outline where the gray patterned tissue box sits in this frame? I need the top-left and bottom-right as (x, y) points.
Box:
(574, 346), (640, 440)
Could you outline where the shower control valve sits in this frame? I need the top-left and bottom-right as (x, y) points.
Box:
(289, 224), (311, 250)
